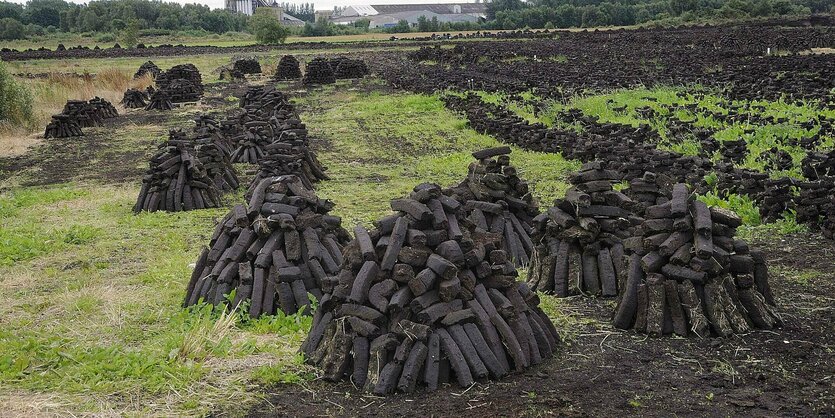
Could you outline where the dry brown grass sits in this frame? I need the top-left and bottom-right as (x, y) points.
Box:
(0, 71), (153, 157)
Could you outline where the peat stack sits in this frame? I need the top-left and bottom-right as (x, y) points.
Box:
(624, 171), (675, 215)
(134, 60), (161, 79)
(302, 57), (336, 85)
(133, 140), (222, 213)
(445, 147), (539, 267)
(231, 86), (305, 165)
(183, 175), (350, 317)
(230, 126), (271, 163)
(527, 162), (638, 297)
(274, 55), (302, 80)
(612, 183), (780, 337)
(301, 183), (559, 395)
(119, 89), (148, 109)
(145, 90), (174, 111)
(88, 97), (118, 119)
(248, 133), (329, 192)
(333, 59), (370, 79)
(63, 100), (103, 128)
(168, 129), (240, 193)
(233, 58), (262, 75)
(156, 64), (204, 102)
(44, 114), (83, 138)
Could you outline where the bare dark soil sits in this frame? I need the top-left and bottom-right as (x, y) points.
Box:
(249, 232), (835, 417)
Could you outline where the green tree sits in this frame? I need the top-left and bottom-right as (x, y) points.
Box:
(416, 15), (430, 31)
(0, 17), (26, 39)
(353, 18), (370, 29)
(387, 19), (411, 33)
(249, 8), (289, 44)
(120, 18), (140, 47)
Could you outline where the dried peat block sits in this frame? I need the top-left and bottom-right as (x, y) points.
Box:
(528, 161), (636, 297)
(302, 168), (558, 395)
(133, 139), (223, 213)
(445, 148), (540, 268)
(183, 175), (351, 317)
(613, 180), (781, 337)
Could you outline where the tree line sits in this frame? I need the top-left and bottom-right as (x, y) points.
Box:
(486, 0), (830, 30)
(1, 0), (831, 42)
(0, 0), (255, 40)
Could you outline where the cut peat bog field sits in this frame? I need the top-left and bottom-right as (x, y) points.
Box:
(1, 19), (835, 417)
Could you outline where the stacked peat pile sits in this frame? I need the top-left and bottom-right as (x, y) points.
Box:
(44, 97), (118, 138)
(233, 58), (262, 75)
(333, 58), (369, 79)
(121, 89), (148, 109)
(612, 182), (780, 337)
(274, 55), (302, 80)
(168, 128), (240, 192)
(134, 60), (161, 79)
(527, 162), (637, 297)
(88, 97), (118, 119)
(230, 126), (271, 163)
(444, 147), (539, 267)
(302, 57), (336, 85)
(156, 64), (204, 102)
(133, 139), (221, 213)
(248, 131), (328, 192)
(146, 90), (174, 111)
(183, 175), (350, 317)
(301, 183), (559, 394)
(63, 100), (103, 127)
(44, 114), (83, 138)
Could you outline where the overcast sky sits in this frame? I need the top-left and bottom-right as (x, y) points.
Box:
(7, 0), (481, 13)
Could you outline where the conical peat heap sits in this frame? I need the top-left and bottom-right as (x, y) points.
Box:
(156, 64), (203, 103)
(44, 114), (83, 138)
(146, 90), (174, 111)
(444, 146), (539, 267)
(133, 139), (222, 213)
(63, 100), (103, 127)
(612, 182), (780, 337)
(333, 58), (369, 79)
(274, 55), (302, 80)
(88, 97), (118, 119)
(302, 57), (336, 85)
(168, 128), (240, 193)
(229, 86), (294, 164)
(183, 175), (350, 317)
(121, 89), (148, 109)
(246, 112), (328, 192)
(301, 182), (559, 395)
(233, 58), (262, 75)
(527, 162), (639, 297)
(134, 60), (161, 79)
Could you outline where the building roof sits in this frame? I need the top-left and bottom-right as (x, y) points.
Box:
(370, 3), (486, 15)
(346, 5), (379, 16)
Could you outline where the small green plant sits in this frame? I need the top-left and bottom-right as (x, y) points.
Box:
(61, 225), (100, 245)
